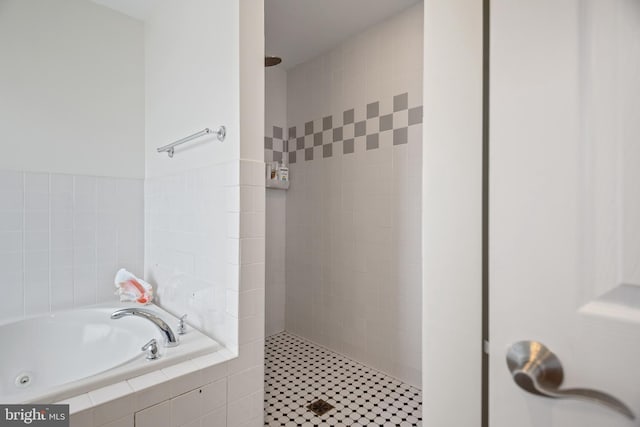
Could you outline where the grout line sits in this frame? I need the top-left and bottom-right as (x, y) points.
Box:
(72, 176), (76, 308)
(48, 173), (52, 312)
(21, 172), (26, 318)
(93, 178), (98, 305)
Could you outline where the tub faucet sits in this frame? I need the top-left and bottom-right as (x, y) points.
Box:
(110, 308), (179, 347)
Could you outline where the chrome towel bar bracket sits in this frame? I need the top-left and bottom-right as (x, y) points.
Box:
(157, 126), (226, 158)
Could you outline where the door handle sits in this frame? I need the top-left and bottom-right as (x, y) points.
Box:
(506, 340), (635, 420)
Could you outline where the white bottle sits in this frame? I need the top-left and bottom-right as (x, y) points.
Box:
(278, 163), (289, 182)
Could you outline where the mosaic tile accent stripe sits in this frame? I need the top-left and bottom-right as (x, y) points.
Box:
(264, 125), (287, 163)
(286, 92), (422, 164)
(265, 92), (422, 165)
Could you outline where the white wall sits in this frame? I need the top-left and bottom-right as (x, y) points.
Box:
(265, 67), (287, 337)
(144, 0), (239, 178)
(0, 0), (145, 324)
(236, 2), (266, 423)
(144, 1), (265, 426)
(422, 0), (483, 425)
(0, 0), (145, 179)
(284, 3), (423, 387)
(144, 0), (241, 350)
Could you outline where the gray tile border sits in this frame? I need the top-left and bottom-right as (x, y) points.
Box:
(367, 102), (379, 119)
(393, 93), (408, 112)
(379, 114), (393, 132)
(343, 109), (354, 125)
(273, 126), (283, 139)
(333, 127), (343, 142)
(264, 93), (422, 167)
(393, 127), (408, 145)
(323, 143), (332, 158)
(408, 106), (423, 125)
(343, 138), (354, 154)
(323, 116), (332, 131)
(366, 134), (379, 150)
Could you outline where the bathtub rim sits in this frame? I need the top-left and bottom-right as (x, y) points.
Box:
(57, 345), (236, 418)
(0, 301), (235, 406)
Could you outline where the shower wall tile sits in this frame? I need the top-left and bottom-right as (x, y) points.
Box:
(284, 2), (423, 388)
(0, 170), (144, 323)
(265, 67), (288, 338)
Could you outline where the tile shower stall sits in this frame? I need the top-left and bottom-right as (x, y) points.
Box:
(264, 3), (423, 424)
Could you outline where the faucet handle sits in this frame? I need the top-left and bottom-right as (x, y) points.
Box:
(178, 314), (188, 335)
(142, 339), (159, 360)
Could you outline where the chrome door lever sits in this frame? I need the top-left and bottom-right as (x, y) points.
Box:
(506, 341), (635, 420)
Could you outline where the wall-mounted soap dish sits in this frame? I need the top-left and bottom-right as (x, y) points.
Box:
(266, 179), (289, 190)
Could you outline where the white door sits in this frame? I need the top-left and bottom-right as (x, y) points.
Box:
(490, 1), (640, 426)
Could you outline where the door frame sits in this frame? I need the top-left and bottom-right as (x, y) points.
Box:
(421, 1), (485, 426)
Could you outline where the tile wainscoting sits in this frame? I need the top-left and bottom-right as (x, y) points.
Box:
(0, 170), (144, 322)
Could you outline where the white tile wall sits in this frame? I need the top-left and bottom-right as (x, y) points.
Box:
(265, 67), (288, 338)
(284, 3), (424, 387)
(141, 0), (266, 422)
(265, 189), (286, 336)
(141, 159), (264, 427)
(144, 161), (241, 352)
(234, 159), (266, 427)
(0, 170), (144, 323)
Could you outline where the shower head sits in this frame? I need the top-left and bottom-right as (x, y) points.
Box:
(265, 56), (282, 67)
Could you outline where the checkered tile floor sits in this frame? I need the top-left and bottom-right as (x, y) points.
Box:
(264, 332), (423, 426)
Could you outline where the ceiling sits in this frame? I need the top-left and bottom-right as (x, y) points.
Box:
(91, 0), (421, 69)
(266, 0), (420, 69)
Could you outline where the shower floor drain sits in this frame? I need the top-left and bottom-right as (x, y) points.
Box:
(307, 399), (334, 416)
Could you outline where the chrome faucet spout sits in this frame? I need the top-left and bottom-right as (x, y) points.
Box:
(111, 308), (179, 347)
